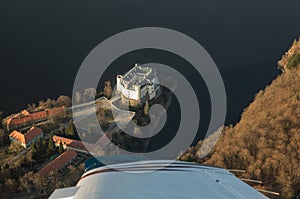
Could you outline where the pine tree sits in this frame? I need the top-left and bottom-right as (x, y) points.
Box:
(48, 137), (55, 152)
(103, 81), (112, 99)
(34, 138), (43, 159)
(41, 139), (47, 156)
(46, 137), (56, 157)
(61, 126), (66, 134)
(58, 141), (64, 154)
(30, 142), (37, 157)
(66, 122), (78, 139)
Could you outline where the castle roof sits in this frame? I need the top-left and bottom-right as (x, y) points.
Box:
(121, 65), (155, 89)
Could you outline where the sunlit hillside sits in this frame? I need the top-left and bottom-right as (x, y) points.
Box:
(180, 38), (300, 199)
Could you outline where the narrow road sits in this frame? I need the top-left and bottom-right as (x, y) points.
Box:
(7, 147), (30, 165)
(6, 133), (52, 166)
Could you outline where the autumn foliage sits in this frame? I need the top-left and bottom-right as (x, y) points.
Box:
(180, 39), (300, 198)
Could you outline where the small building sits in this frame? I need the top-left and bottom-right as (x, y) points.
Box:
(53, 135), (89, 154)
(5, 106), (66, 131)
(37, 149), (77, 177)
(116, 64), (160, 107)
(9, 126), (43, 148)
(52, 133), (112, 154)
(6, 111), (48, 130)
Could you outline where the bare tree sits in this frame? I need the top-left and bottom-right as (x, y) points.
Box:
(103, 81), (112, 99)
(56, 95), (72, 107)
(83, 88), (97, 102)
(4, 178), (18, 193)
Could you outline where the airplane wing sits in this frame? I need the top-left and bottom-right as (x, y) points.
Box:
(50, 160), (268, 199)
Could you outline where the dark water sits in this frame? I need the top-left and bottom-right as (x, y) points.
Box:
(1, 0), (300, 126)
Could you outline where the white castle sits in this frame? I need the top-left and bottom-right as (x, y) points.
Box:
(116, 64), (161, 106)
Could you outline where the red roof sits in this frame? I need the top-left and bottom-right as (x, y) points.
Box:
(7, 111), (47, 126)
(53, 134), (111, 152)
(53, 135), (78, 146)
(29, 111), (48, 120)
(7, 116), (32, 126)
(53, 135), (90, 152)
(21, 110), (30, 116)
(47, 106), (66, 117)
(37, 149), (77, 176)
(9, 130), (25, 143)
(6, 106), (65, 127)
(9, 126), (43, 145)
(25, 126), (43, 143)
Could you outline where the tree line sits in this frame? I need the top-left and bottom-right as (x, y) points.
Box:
(180, 40), (300, 199)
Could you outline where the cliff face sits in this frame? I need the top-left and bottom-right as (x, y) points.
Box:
(278, 38), (300, 72)
(180, 39), (300, 199)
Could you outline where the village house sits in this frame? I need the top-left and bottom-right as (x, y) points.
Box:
(37, 149), (77, 177)
(52, 133), (112, 154)
(5, 106), (66, 131)
(53, 135), (90, 154)
(9, 126), (43, 148)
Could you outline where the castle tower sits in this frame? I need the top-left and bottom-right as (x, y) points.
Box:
(116, 75), (123, 92)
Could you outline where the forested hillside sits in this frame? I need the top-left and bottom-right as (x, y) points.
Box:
(180, 38), (300, 199)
